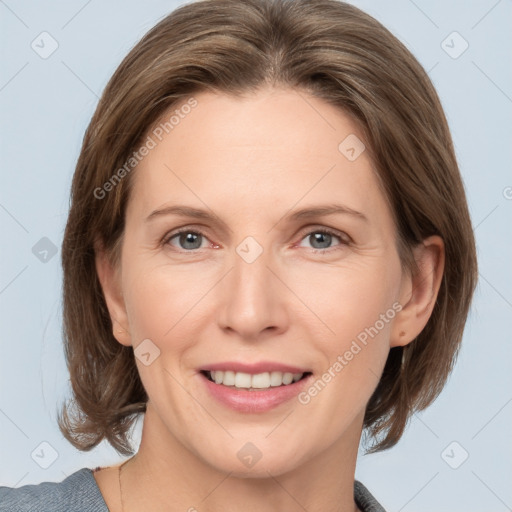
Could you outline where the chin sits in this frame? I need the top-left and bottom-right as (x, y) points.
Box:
(202, 446), (305, 479)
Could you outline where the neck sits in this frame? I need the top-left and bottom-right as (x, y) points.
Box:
(120, 403), (362, 512)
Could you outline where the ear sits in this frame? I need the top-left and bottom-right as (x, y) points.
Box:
(95, 241), (132, 347)
(390, 235), (445, 348)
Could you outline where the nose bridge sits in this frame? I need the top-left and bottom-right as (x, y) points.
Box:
(217, 237), (287, 338)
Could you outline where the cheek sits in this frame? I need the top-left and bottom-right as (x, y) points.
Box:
(123, 264), (184, 344)
(335, 282), (397, 352)
(122, 260), (219, 358)
(295, 274), (397, 434)
(300, 261), (400, 344)
(299, 258), (401, 393)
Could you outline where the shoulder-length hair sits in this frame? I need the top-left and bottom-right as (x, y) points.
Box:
(58, 0), (478, 455)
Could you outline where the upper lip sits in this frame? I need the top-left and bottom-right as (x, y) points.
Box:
(200, 361), (311, 374)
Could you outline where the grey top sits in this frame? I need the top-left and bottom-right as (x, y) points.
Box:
(0, 468), (386, 511)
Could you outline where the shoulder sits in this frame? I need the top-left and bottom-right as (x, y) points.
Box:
(354, 480), (387, 512)
(0, 468), (109, 512)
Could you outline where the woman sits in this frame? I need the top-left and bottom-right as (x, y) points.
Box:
(0, 0), (477, 510)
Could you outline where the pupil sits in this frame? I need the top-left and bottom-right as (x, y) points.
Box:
(180, 232), (202, 250)
(311, 232), (331, 249)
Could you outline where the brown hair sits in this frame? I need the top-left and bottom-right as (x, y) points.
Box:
(58, 0), (478, 455)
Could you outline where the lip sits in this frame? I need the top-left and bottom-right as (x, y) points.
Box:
(198, 368), (313, 413)
(200, 361), (310, 374)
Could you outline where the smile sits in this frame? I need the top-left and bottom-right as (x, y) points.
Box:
(198, 365), (314, 413)
(202, 370), (310, 389)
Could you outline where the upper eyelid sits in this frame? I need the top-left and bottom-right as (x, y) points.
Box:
(298, 228), (349, 243)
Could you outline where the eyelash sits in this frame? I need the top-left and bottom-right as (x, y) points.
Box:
(162, 226), (350, 254)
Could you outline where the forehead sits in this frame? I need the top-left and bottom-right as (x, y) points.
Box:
(129, 87), (391, 228)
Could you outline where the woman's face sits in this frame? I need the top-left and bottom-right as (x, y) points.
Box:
(104, 87), (414, 476)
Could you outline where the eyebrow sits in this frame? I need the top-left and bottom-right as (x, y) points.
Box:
(145, 203), (369, 227)
(288, 204), (368, 222)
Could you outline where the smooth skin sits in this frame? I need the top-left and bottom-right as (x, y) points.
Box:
(94, 86), (444, 512)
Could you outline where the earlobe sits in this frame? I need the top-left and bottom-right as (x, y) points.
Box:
(94, 243), (132, 347)
(390, 235), (445, 348)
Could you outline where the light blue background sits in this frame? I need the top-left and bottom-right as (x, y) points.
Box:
(1, 1), (511, 511)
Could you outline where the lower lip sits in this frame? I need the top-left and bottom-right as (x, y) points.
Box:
(199, 372), (312, 413)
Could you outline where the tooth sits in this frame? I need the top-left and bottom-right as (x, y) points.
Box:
(282, 372), (293, 385)
(223, 370), (235, 386)
(269, 371), (283, 387)
(251, 372), (271, 388)
(208, 369), (304, 388)
(234, 372), (252, 388)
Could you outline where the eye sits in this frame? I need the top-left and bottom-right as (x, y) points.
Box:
(162, 226), (349, 253)
(297, 228), (349, 253)
(164, 229), (211, 251)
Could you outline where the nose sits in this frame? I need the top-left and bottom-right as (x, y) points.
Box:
(216, 244), (289, 341)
